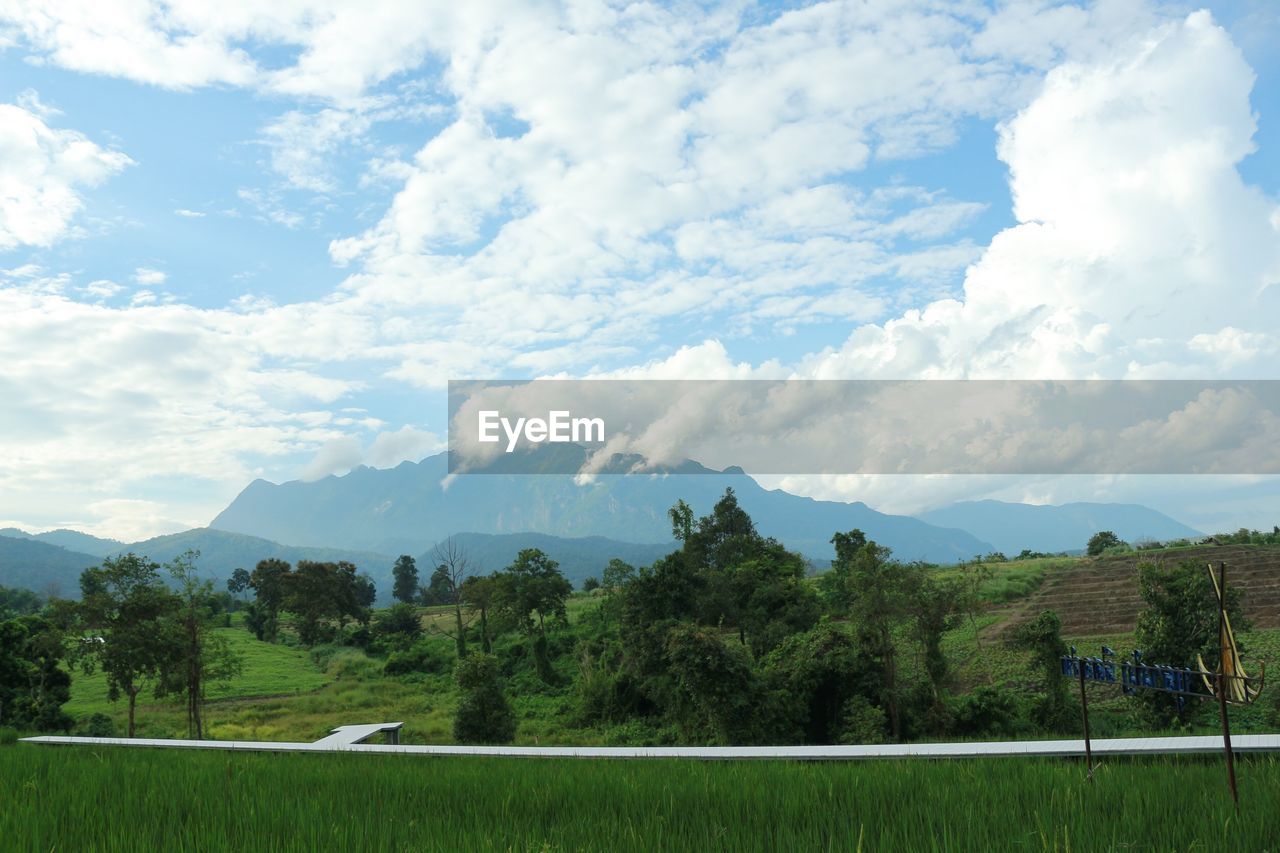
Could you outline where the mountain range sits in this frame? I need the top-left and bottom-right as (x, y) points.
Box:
(1, 453), (1206, 598)
(210, 453), (992, 564)
(917, 500), (1202, 556)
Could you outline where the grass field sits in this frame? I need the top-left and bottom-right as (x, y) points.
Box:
(66, 626), (332, 716)
(3, 745), (1276, 851)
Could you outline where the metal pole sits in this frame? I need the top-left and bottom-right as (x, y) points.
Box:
(1215, 562), (1239, 811)
(1077, 660), (1093, 780)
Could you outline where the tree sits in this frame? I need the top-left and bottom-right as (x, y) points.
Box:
(582, 577), (601, 592)
(430, 539), (473, 658)
(158, 551), (242, 739)
(373, 603), (423, 651)
(392, 555), (419, 605)
(452, 653), (515, 744)
(460, 575), (497, 654)
(283, 561), (368, 646)
(956, 559), (994, 648)
(1135, 559), (1248, 725)
(1086, 531), (1123, 556)
(1013, 610), (1072, 731)
(354, 572), (377, 610)
(247, 558), (291, 641)
(829, 534), (914, 740)
(76, 554), (183, 737)
(0, 613), (73, 732)
(492, 548), (572, 682)
(226, 568), (251, 601)
(601, 558), (635, 592)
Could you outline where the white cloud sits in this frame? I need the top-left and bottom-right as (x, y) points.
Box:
(0, 101), (132, 250)
(300, 425), (442, 479)
(796, 11), (1280, 380)
(174, 208), (205, 218)
(133, 267), (167, 285)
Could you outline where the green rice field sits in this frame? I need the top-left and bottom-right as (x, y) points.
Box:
(3, 745), (1278, 851)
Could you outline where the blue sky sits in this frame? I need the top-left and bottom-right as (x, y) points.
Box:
(0, 0), (1278, 540)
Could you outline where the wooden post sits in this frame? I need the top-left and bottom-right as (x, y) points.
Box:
(1077, 660), (1093, 781)
(1215, 562), (1239, 811)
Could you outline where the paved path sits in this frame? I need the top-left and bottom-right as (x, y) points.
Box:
(22, 732), (1280, 760)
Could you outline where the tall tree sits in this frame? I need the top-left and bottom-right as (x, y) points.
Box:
(391, 555), (419, 605)
(493, 548), (572, 681)
(0, 613), (73, 732)
(460, 575), (496, 654)
(158, 551), (242, 739)
(76, 554), (183, 737)
(247, 558), (291, 642)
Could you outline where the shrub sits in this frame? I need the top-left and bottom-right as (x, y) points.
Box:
(453, 653), (516, 745)
(0, 728), (17, 746)
(81, 713), (115, 738)
(384, 639), (453, 677)
(950, 686), (1023, 737)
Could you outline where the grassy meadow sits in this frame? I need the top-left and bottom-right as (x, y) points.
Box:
(3, 745), (1277, 851)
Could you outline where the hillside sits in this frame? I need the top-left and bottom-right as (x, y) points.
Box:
(0, 527), (124, 557)
(993, 543), (1280, 638)
(211, 453), (993, 563)
(0, 537), (101, 597)
(419, 532), (675, 586)
(917, 500), (1201, 556)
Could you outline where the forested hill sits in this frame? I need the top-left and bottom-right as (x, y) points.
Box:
(211, 453), (992, 563)
(0, 537), (100, 597)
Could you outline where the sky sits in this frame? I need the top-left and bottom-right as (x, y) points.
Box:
(1, 0), (1278, 542)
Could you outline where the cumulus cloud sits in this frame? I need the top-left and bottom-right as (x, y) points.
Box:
(0, 101), (132, 250)
(300, 425), (443, 480)
(797, 11), (1280, 380)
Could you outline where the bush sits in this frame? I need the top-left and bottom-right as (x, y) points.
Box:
(81, 713), (115, 738)
(0, 728), (17, 746)
(384, 639), (453, 677)
(950, 686), (1024, 737)
(453, 653), (516, 745)
(836, 696), (887, 745)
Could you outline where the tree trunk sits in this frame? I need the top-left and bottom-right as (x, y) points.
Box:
(127, 687), (139, 738)
(453, 601), (467, 658)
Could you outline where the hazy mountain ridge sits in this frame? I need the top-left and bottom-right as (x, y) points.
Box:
(916, 500), (1202, 556)
(0, 527), (124, 557)
(211, 453), (995, 563)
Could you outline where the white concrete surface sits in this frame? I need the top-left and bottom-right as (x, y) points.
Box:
(21, 732), (1280, 760)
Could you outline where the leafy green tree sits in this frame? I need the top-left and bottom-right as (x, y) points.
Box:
(247, 558), (291, 641)
(1012, 610), (1073, 732)
(760, 622), (874, 744)
(76, 554), (183, 737)
(391, 555), (419, 605)
(663, 624), (758, 744)
(831, 536), (913, 740)
(158, 551), (242, 739)
(1086, 531), (1123, 556)
(0, 585), (44, 618)
(226, 568), (251, 602)
(373, 603), (423, 651)
(493, 549), (572, 682)
(1135, 559), (1248, 725)
(582, 576), (601, 592)
(0, 613), (73, 732)
(601, 558), (635, 592)
(282, 561), (368, 646)
(452, 653), (515, 744)
(460, 575), (496, 654)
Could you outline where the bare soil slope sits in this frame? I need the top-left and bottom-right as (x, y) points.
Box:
(993, 544), (1280, 638)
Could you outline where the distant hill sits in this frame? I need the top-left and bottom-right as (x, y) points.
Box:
(419, 533), (675, 587)
(0, 537), (101, 598)
(916, 500), (1202, 556)
(211, 453), (993, 564)
(0, 527), (123, 557)
(118, 528), (396, 593)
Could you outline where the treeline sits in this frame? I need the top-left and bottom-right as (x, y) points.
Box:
(0, 551), (241, 738)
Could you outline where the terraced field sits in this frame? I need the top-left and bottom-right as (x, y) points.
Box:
(991, 544), (1280, 638)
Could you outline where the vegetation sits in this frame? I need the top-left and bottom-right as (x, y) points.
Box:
(4, 747), (1280, 850)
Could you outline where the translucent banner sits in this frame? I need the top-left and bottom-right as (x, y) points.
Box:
(447, 380), (1280, 475)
